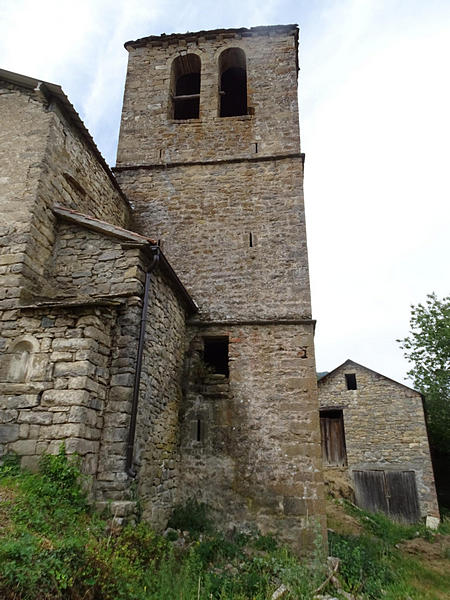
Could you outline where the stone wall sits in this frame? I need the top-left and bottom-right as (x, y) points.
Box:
(42, 220), (143, 300)
(318, 361), (439, 518)
(0, 78), (131, 307)
(0, 203), (189, 526)
(179, 322), (325, 553)
(0, 84), (51, 308)
(0, 303), (117, 488)
(117, 157), (310, 321)
(95, 267), (187, 527)
(24, 101), (131, 302)
(117, 26), (300, 167)
(115, 26), (325, 549)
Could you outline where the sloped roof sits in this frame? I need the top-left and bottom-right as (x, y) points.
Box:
(53, 205), (156, 244)
(53, 205), (197, 314)
(317, 358), (420, 395)
(0, 68), (128, 206)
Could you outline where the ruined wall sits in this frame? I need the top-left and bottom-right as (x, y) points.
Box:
(117, 27), (300, 167)
(179, 322), (325, 552)
(318, 362), (439, 518)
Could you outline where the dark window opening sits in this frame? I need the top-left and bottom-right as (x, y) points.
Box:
(219, 48), (247, 117)
(204, 337), (229, 377)
(196, 419), (202, 442)
(170, 54), (201, 120)
(345, 373), (357, 390)
(254, 142), (258, 153)
(249, 232), (253, 247)
(320, 409), (347, 466)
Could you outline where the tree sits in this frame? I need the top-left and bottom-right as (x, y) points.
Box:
(398, 293), (450, 454)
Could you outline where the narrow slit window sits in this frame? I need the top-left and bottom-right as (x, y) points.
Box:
(345, 373), (357, 390)
(196, 419), (202, 442)
(249, 232), (253, 247)
(170, 54), (201, 120)
(204, 337), (229, 377)
(219, 48), (247, 117)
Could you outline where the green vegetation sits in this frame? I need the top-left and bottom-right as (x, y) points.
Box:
(397, 292), (450, 454)
(0, 449), (449, 599)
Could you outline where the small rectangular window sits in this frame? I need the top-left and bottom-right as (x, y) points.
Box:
(204, 337), (229, 377)
(345, 373), (357, 390)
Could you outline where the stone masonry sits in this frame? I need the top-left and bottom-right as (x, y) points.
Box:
(115, 25), (326, 550)
(318, 360), (439, 521)
(0, 24), (439, 550)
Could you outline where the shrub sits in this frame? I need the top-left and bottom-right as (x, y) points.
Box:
(167, 497), (212, 536)
(329, 531), (395, 598)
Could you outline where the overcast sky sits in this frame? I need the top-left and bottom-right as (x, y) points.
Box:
(1, 0), (448, 384)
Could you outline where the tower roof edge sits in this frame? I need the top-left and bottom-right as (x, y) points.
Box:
(124, 24), (299, 51)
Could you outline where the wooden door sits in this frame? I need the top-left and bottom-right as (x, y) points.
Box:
(353, 469), (420, 523)
(385, 470), (420, 523)
(320, 410), (347, 466)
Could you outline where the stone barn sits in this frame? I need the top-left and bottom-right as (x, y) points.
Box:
(0, 25), (325, 552)
(318, 359), (439, 525)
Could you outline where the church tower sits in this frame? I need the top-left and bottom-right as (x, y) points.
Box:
(115, 25), (325, 551)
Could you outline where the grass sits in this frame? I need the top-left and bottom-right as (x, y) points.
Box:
(0, 449), (325, 600)
(0, 449), (449, 599)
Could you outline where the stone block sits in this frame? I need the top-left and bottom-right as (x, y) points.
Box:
(0, 394), (40, 409)
(21, 455), (40, 472)
(0, 409), (18, 423)
(53, 361), (96, 378)
(67, 406), (98, 427)
(0, 424), (19, 442)
(10, 439), (37, 455)
(64, 438), (99, 456)
(283, 496), (307, 516)
(52, 338), (95, 352)
(109, 386), (133, 402)
(84, 326), (110, 346)
(41, 389), (91, 408)
(18, 411), (53, 425)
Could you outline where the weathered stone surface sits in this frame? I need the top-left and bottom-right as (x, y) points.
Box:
(318, 360), (440, 519)
(113, 26), (325, 551)
(0, 424), (19, 443)
(0, 26), (329, 554)
(41, 389), (91, 407)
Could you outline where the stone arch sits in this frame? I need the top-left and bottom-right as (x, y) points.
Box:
(169, 53), (201, 119)
(7, 336), (39, 382)
(218, 47), (248, 117)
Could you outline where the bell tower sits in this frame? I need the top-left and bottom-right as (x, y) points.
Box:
(115, 25), (325, 551)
